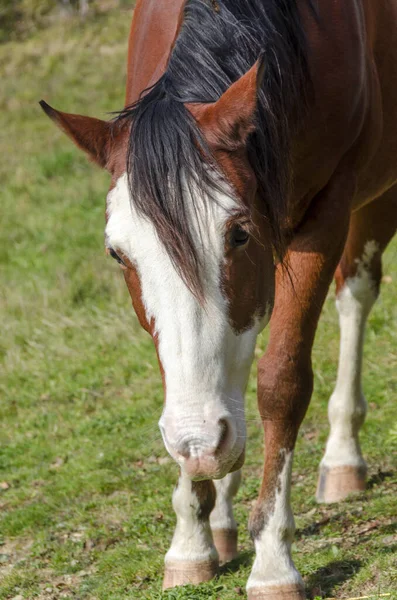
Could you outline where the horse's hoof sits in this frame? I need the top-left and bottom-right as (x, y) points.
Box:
(247, 584), (306, 599)
(162, 558), (219, 589)
(316, 464), (367, 503)
(212, 528), (238, 564)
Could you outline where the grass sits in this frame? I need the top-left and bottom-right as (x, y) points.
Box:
(0, 8), (396, 600)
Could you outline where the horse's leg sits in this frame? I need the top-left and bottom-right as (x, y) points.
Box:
(210, 470), (242, 563)
(317, 191), (397, 503)
(163, 473), (218, 589)
(247, 173), (352, 600)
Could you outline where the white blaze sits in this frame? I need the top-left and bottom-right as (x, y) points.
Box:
(105, 174), (266, 469)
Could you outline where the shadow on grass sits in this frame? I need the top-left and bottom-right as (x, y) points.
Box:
(306, 559), (361, 599)
(377, 521), (397, 535)
(296, 513), (343, 538)
(379, 544), (397, 555)
(367, 470), (394, 489)
(219, 549), (254, 575)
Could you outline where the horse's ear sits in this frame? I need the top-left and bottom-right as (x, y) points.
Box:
(189, 56), (265, 151)
(39, 100), (114, 169)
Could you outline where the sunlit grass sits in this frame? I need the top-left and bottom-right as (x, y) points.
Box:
(0, 9), (396, 599)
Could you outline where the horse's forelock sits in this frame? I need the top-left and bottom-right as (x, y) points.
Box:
(115, 0), (311, 296)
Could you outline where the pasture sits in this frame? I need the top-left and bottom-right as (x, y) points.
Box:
(0, 7), (396, 599)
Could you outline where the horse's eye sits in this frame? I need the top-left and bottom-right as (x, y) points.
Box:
(109, 247), (126, 266)
(231, 225), (249, 247)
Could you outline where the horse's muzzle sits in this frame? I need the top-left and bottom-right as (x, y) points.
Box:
(159, 414), (244, 479)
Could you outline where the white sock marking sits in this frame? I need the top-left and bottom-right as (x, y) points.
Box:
(247, 451), (303, 591)
(210, 470), (242, 531)
(322, 241), (378, 470)
(165, 474), (217, 563)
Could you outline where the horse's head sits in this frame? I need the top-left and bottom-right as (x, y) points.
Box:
(41, 62), (276, 480)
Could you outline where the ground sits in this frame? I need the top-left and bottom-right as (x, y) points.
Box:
(0, 6), (396, 600)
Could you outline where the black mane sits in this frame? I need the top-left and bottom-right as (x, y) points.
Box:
(117, 0), (311, 296)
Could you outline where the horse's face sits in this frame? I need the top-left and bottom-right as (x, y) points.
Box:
(40, 62), (275, 480)
(105, 167), (274, 480)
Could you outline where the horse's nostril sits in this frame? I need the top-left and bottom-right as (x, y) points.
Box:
(216, 418), (230, 454)
(178, 442), (191, 459)
(164, 416), (236, 464)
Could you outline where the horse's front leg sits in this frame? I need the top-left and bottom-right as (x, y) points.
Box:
(211, 470), (242, 563)
(163, 474), (218, 589)
(248, 338), (311, 600)
(248, 408), (307, 599)
(164, 469), (242, 589)
(247, 174), (352, 599)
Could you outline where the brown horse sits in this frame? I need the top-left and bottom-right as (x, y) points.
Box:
(40, 1), (397, 598)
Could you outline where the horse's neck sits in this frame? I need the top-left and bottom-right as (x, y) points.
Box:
(125, 0), (184, 106)
(287, 0), (372, 224)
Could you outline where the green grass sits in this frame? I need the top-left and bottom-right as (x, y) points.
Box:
(1, 9), (396, 600)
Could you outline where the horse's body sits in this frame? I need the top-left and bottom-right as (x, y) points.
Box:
(41, 1), (397, 597)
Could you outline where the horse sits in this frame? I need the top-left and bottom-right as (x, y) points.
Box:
(40, 1), (397, 598)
